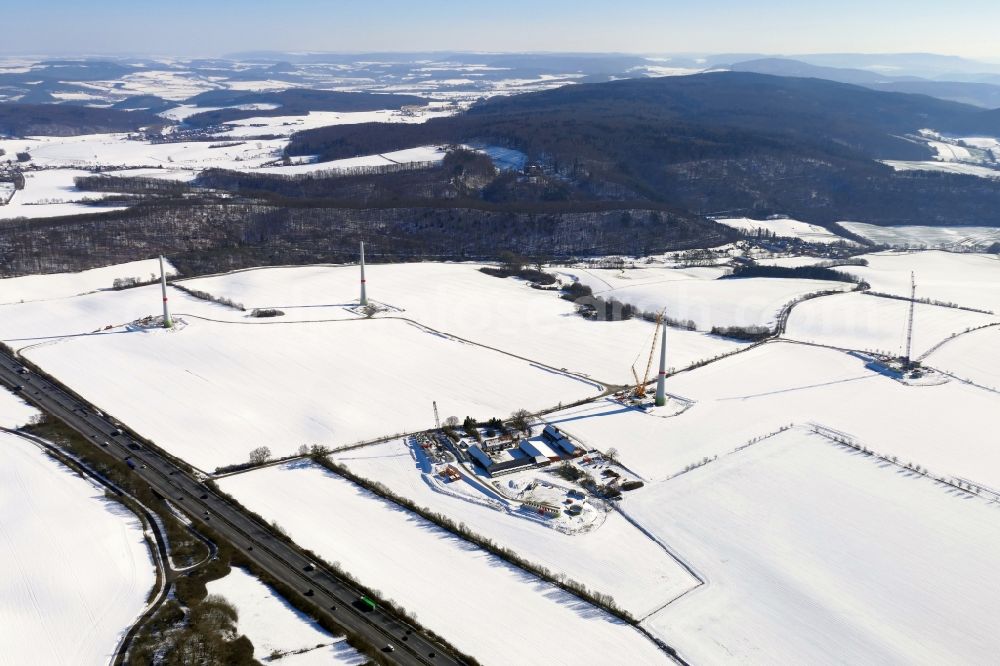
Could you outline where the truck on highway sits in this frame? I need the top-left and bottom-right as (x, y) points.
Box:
(358, 596), (377, 612)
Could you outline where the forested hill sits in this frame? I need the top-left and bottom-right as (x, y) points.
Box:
(0, 104), (167, 137)
(285, 72), (1000, 225)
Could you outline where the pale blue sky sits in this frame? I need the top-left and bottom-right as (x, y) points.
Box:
(7, 0), (1000, 59)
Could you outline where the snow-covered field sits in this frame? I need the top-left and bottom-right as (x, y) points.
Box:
(0, 284), (229, 349)
(253, 145), (448, 175)
(0, 134), (289, 172)
(927, 139), (973, 161)
(847, 251), (1000, 313)
(547, 341), (1000, 486)
(78, 69), (222, 101)
(0, 258), (174, 305)
(565, 265), (854, 331)
(712, 216), (849, 244)
(754, 256), (840, 268)
(220, 461), (669, 666)
(633, 428), (1000, 665)
(0, 430), (155, 666)
(332, 438), (699, 617)
(881, 159), (1000, 179)
(217, 106), (456, 139)
(839, 222), (1000, 250)
(924, 325), (1000, 390)
(181, 263), (745, 385)
(0, 168), (129, 220)
(0, 386), (39, 428)
(783, 291), (998, 358)
(22, 315), (598, 471)
(206, 567), (364, 665)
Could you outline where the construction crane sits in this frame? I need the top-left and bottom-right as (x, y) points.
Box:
(903, 272), (916, 366)
(433, 401), (441, 429)
(632, 309), (665, 398)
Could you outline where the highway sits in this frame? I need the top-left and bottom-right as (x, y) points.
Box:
(0, 347), (463, 666)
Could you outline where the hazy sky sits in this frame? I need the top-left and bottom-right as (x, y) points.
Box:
(7, 0), (1000, 60)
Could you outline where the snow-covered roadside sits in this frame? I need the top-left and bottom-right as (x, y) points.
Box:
(206, 567), (365, 665)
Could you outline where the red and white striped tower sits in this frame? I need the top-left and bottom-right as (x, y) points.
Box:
(159, 255), (173, 329)
(359, 241), (368, 306)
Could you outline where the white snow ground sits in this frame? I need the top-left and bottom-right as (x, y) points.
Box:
(0, 430), (155, 666)
(219, 461), (669, 666)
(847, 251), (1000, 314)
(216, 107), (456, 139)
(881, 159), (1000, 179)
(839, 222), (1000, 250)
(332, 438), (700, 617)
(712, 216), (849, 244)
(181, 263), (745, 385)
(565, 265), (854, 331)
(252, 146), (448, 175)
(206, 567), (364, 665)
(0, 258), (175, 305)
(634, 428), (1000, 665)
(0, 284), (229, 349)
(924, 325), (1000, 390)
(0, 168), (128, 220)
(0, 386), (39, 427)
(782, 291), (998, 358)
(22, 316), (600, 471)
(546, 341), (1000, 487)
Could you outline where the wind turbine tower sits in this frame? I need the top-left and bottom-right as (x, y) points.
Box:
(159, 255), (173, 329)
(359, 241), (368, 306)
(655, 324), (667, 407)
(903, 271), (916, 366)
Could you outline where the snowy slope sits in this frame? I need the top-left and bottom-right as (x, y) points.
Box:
(0, 258), (175, 305)
(634, 428), (1000, 665)
(712, 216), (849, 244)
(840, 222), (1000, 250)
(181, 263), (744, 385)
(0, 431), (155, 666)
(566, 265), (854, 331)
(220, 461), (669, 666)
(847, 251), (1000, 314)
(253, 146), (447, 175)
(0, 284), (230, 349)
(924, 325), (1000, 390)
(547, 341), (1000, 486)
(332, 438), (699, 617)
(0, 168), (127, 220)
(0, 387), (39, 427)
(882, 160), (1000, 179)
(217, 106), (456, 138)
(783, 291), (998, 358)
(0, 134), (289, 172)
(206, 567), (364, 665)
(23, 317), (600, 471)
